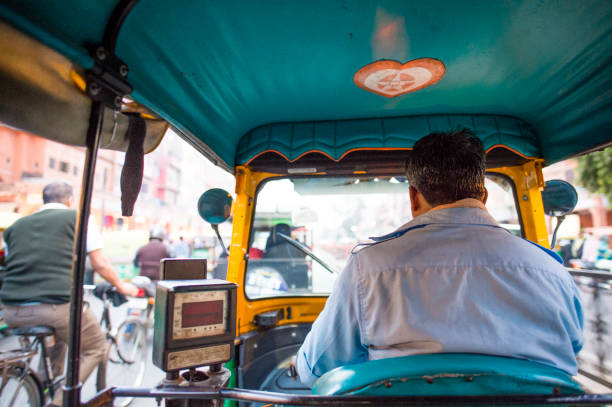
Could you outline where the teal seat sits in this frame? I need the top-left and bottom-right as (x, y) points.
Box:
(313, 354), (583, 398)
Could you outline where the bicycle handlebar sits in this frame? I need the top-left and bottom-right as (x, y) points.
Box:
(84, 283), (153, 301)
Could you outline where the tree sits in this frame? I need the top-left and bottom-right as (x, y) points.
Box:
(576, 147), (612, 204)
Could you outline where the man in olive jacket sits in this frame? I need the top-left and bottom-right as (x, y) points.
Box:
(0, 182), (137, 405)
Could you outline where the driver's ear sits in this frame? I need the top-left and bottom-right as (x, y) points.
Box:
(409, 186), (419, 214)
(482, 188), (488, 205)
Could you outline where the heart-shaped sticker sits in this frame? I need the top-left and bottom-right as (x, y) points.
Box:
(354, 58), (445, 98)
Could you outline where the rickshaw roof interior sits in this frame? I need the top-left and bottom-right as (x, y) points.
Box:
(0, 1), (610, 171)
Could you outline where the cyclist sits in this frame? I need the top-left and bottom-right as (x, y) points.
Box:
(133, 226), (170, 281)
(295, 130), (584, 387)
(0, 181), (138, 406)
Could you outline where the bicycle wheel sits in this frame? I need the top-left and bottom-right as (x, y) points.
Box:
(115, 318), (147, 365)
(0, 367), (42, 407)
(97, 318), (147, 407)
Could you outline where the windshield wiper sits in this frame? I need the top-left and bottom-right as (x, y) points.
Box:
(277, 233), (338, 274)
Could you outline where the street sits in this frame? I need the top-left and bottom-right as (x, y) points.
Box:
(575, 278), (612, 384)
(81, 292), (164, 406)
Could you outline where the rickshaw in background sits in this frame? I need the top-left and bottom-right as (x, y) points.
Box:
(0, 1), (611, 406)
(212, 213), (319, 297)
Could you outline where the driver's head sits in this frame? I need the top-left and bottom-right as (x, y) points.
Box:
(406, 129), (486, 216)
(42, 181), (73, 206)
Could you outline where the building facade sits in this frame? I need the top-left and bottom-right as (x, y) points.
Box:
(0, 125), (234, 240)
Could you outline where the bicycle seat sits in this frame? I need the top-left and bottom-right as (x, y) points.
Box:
(13, 326), (55, 337)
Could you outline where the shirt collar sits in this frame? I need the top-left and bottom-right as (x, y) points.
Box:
(429, 198), (487, 212)
(394, 199), (498, 232)
(38, 203), (70, 212)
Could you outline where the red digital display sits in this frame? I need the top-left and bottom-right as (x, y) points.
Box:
(181, 300), (224, 328)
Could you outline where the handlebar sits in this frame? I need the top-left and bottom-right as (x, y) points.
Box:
(83, 279), (155, 299)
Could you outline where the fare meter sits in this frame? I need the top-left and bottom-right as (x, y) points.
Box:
(153, 279), (237, 371)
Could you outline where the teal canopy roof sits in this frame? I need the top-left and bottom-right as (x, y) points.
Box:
(237, 114), (538, 164)
(1, 1), (610, 169)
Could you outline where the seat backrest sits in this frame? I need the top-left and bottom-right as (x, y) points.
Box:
(312, 354), (583, 397)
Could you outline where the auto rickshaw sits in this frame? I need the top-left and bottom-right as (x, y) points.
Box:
(0, 1), (611, 406)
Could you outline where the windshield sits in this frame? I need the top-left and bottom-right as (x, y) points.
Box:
(246, 174), (520, 299)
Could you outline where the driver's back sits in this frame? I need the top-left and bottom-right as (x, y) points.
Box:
(296, 204), (583, 387)
(358, 207), (582, 371)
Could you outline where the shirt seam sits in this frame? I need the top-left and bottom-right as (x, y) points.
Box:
(354, 254), (369, 347)
(362, 264), (575, 291)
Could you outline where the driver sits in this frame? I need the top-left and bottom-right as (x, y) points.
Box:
(264, 223), (304, 260)
(295, 129), (583, 387)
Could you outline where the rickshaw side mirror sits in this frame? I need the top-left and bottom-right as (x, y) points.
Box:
(198, 188), (233, 224)
(541, 180), (578, 217)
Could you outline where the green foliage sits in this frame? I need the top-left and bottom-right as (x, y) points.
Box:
(576, 147), (612, 203)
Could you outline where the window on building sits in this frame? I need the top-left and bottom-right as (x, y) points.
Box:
(103, 168), (108, 190)
(59, 161), (69, 173)
(141, 183), (149, 194)
(73, 165), (78, 175)
(49, 158), (55, 169)
(34, 162), (38, 168)
(6, 157), (11, 164)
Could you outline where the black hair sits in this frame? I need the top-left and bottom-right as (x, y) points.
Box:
(406, 129), (486, 206)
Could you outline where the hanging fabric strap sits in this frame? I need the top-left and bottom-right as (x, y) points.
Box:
(120, 114), (146, 216)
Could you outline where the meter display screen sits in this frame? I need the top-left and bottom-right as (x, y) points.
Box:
(172, 290), (228, 340)
(181, 300), (224, 327)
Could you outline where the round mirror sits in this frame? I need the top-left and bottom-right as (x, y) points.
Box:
(541, 180), (578, 217)
(197, 188), (233, 224)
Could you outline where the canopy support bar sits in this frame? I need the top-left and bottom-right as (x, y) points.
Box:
(85, 386), (612, 406)
(64, 101), (104, 407)
(63, 1), (139, 405)
(103, 0), (140, 53)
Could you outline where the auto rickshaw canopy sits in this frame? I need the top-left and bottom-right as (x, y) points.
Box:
(0, 0), (610, 170)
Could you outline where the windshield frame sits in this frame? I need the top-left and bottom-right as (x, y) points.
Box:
(243, 171), (523, 301)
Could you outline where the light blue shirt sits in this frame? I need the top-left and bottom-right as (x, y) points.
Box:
(296, 206), (584, 387)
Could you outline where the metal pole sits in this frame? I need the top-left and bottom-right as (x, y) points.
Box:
(64, 101), (104, 407)
(104, 387), (612, 406)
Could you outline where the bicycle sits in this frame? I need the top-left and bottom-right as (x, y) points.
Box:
(122, 276), (155, 330)
(0, 282), (149, 407)
(0, 325), (63, 407)
(85, 283), (148, 407)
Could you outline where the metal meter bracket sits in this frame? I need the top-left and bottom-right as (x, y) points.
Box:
(86, 45), (133, 110)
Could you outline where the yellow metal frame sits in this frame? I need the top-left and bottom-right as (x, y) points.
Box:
(228, 160), (548, 337)
(491, 160), (549, 247)
(228, 166), (328, 335)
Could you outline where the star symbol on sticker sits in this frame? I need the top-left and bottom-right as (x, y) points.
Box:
(377, 72), (416, 92)
(354, 58), (446, 98)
